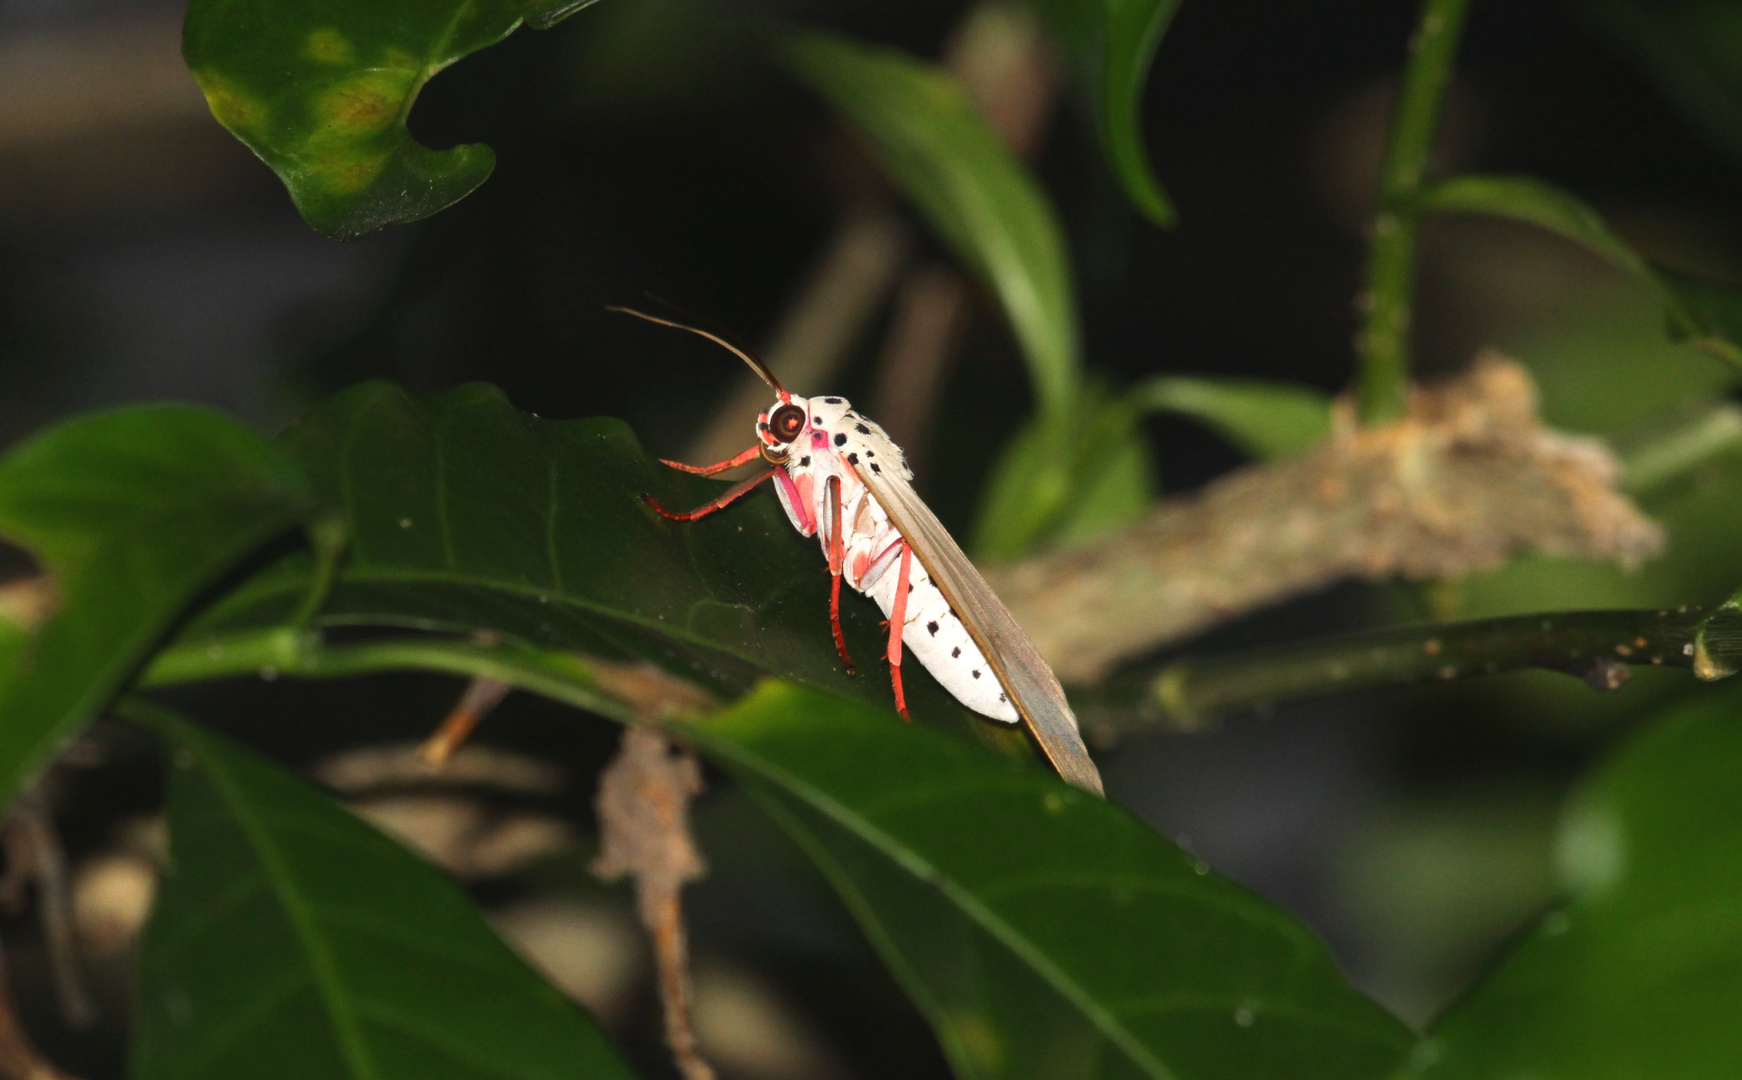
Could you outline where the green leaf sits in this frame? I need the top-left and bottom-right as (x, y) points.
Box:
(1418, 174), (1742, 369)
(1414, 175), (1650, 278)
(782, 30), (1082, 417)
(146, 626), (1413, 1080)
(182, 0), (601, 240)
(0, 407), (312, 808)
(1033, 0), (1183, 226)
(1407, 682), (1742, 1079)
(182, 381), (1027, 756)
(688, 682), (1412, 1080)
(1134, 376), (1331, 461)
(113, 382), (1405, 1075)
(971, 386), (1153, 560)
(128, 701), (636, 1080)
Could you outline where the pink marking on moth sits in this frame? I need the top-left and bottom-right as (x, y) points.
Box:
(775, 470), (814, 532)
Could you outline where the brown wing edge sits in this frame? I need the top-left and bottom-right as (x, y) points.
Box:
(859, 467), (1105, 797)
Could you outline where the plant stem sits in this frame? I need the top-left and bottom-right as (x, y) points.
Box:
(139, 629), (642, 723)
(1355, 0), (1473, 423)
(1104, 606), (1742, 738)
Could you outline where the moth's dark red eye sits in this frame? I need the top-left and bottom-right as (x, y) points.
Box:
(769, 404), (806, 443)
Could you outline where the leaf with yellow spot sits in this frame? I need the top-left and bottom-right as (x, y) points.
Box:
(183, 0), (610, 239)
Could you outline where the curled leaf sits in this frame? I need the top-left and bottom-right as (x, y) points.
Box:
(183, 0), (604, 239)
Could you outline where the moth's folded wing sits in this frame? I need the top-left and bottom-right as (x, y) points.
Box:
(859, 467), (1104, 796)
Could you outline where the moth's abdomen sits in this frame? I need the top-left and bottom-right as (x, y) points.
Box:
(866, 556), (1018, 723)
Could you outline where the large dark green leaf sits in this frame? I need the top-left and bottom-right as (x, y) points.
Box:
(1417, 174), (1742, 368)
(182, 0), (601, 239)
(129, 702), (636, 1080)
(690, 681), (1412, 1080)
(1033, 0), (1184, 226)
(1407, 682), (1742, 1079)
(184, 380), (1024, 754)
(148, 629), (1414, 1080)
(782, 31), (1082, 419)
(0, 407), (312, 807)
(127, 382), (1410, 1077)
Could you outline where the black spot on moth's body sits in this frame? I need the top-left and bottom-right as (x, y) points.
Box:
(833, 433), (847, 446)
(847, 453), (859, 465)
(799, 456), (810, 467)
(855, 423), (870, 434)
(823, 397), (843, 404)
(926, 620), (939, 635)
(951, 647), (961, 658)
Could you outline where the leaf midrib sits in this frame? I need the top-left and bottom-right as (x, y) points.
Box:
(182, 727), (380, 1080)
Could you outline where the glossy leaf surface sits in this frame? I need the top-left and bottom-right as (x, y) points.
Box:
(187, 381), (1024, 752)
(687, 682), (1412, 1080)
(783, 31), (1082, 418)
(1408, 683), (1742, 1079)
(133, 381), (1412, 1078)
(1135, 376), (1331, 461)
(182, 0), (600, 239)
(131, 704), (635, 1080)
(1034, 0), (1184, 226)
(0, 407), (311, 807)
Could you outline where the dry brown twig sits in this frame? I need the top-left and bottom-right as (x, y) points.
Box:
(991, 354), (1665, 683)
(417, 678), (513, 769)
(591, 725), (714, 1080)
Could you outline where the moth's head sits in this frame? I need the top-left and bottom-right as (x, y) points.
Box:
(756, 394), (811, 463)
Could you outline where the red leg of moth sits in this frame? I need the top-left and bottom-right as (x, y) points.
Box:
(826, 476), (855, 674)
(886, 542), (913, 720)
(659, 443), (763, 476)
(642, 466), (775, 521)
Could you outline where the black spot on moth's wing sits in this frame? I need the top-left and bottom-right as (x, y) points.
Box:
(847, 453), (859, 465)
(857, 463), (1103, 795)
(870, 463), (881, 474)
(824, 397), (843, 404)
(971, 669), (982, 678)
(999, 692), (1007, 703)
(951, 646), (961, 658)
(855, 423), (870, 434)
(926, 620), (938, 636)
(833, 433), (847, 446)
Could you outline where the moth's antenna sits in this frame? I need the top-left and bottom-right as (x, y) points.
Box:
(607, 304), (789, 401)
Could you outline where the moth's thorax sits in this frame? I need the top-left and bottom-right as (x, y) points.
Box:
(755, 393), (912, 483)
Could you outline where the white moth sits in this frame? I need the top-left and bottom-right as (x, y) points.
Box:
(617, 307), (1103, 796)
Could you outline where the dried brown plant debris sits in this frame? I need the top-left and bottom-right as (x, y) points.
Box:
(993, 354), (1665, 683)
(591, 727), (714, 1080)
